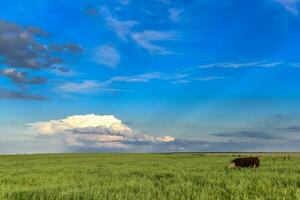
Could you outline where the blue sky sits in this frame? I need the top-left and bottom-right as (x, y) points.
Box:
(1, 0), (300, 153)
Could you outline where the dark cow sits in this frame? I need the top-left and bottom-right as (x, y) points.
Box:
(228, 157), (260, 168)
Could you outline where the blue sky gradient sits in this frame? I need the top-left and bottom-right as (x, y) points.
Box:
(1, 0), (300, 153)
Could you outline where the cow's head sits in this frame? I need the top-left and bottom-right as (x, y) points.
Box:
(228, 162), (236, 168)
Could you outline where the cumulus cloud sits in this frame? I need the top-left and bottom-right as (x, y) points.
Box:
(28, 114), (175, 149)
(58, 80), (102, 94)
(94, 45), (120, 68)
(0, 68), (47, 85)
(273, 0), (300, 15)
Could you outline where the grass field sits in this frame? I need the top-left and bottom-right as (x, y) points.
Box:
(0, 153), (300, 200)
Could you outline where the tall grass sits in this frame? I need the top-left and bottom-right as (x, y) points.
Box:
(0, 153), (299, 200)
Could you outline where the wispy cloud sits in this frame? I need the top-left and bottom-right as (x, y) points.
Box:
(195, 76), (226, 81)
(119, 0), (130, 6)
(288, 63), (300, 68)
(58, 80), (102, 94)
(273, 0), (300, 15)
(107, 18), (138, 41)
(131, 31), (178, 55)
(279, 125), (300, 132)
(57, 71), (227, 95)
(171, 79), (189, 84)
(169, 8), (184, 23)
(110, 72), (161, 83)
(198, 61), (283, 69)
(101, 6), (138, 40)
(94, 45), (120, 68)
(97, 6), (178, 55)
(212, 131), (281, 140)
(155, 0), (170, 4)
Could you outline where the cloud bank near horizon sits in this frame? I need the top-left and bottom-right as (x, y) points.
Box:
(28, 114), (175, 149)
(24, 113), (300, 153)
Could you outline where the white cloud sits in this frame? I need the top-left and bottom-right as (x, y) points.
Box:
(29, 114), (129, 135)
(110, 72), (161, 83)
(106, 18), (138, 40)
(94, 45), (120, 68)
(195, 76), (227, 81)
(119, 0), (130, 6)
(198, 61), (283, 69)
(28, 114), (175, 149)
(169, 8), (184, 23)
(99, 6), (177, 55)
(56, 72), (190, 95)
(274, 0), (299, 15)
(109, 72), (190, 84)
(131, 31), (178, 55)
(259, 61), (284, 68)
(156, 0), (170, 4)
(171, 79), (189, 84)
(101, 6), (138, 40)
(58, 80), (101, 94)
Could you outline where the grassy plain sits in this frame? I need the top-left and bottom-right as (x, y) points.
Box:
(0, 153), (299, 200)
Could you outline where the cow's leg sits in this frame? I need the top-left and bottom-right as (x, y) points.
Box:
(253, 164), (258, 170)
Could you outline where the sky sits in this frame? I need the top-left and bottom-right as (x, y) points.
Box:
(1, 0), (300, 153)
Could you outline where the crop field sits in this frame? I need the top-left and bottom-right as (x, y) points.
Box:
(0, 153), (299, 200)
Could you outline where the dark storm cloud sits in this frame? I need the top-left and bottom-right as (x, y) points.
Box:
(47, 44), (64, 52)
(0, 19), (83, 100)
(85, 8), (99, 16)
(0, 68), (47, 85)
(0, 20), (52, 69)
(56, 67), (70, 73)
(211, 131), (281, 139)
(64, 138), (294, 153)
(279, 125), (300, 132)
(0, 88), (47, 101)
(70, 126), (126, 136)
(63, 44), (84, 53)
(27, 26), (49, 38)
(47, 44), (84, 53)
(0, 19), (83, 70)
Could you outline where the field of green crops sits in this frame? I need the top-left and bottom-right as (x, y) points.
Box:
(0, 153), (299, 200)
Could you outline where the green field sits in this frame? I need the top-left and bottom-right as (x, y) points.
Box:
(0, 153), (300, 200)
